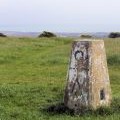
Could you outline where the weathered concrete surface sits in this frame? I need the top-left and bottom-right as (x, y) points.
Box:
(64, 39), (111, 110)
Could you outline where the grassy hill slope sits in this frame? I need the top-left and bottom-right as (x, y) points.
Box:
(0, 37), (119, 120)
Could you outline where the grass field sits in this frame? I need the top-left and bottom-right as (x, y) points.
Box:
(0, 37), (119, 120)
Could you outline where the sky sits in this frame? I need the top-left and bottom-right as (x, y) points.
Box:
(0, 0), (120, 32)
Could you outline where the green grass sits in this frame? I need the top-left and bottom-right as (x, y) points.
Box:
(0, 37), (119, 120)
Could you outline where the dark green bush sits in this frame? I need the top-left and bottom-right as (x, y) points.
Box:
(0, 33), (7, 37)
(108, 32), (120, 38)
(80, 34), (93, 38)
(38, 31), (56, 38)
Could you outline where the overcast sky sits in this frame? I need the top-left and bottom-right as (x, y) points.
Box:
(0, 0), (120, 32)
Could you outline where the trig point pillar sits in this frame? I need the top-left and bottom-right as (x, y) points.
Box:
(64, 39), (111, 110)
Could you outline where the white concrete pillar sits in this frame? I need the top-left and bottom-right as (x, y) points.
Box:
(64, 39), (111, 110)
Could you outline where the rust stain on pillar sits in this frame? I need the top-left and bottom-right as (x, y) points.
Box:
(64, 39), (111, 110)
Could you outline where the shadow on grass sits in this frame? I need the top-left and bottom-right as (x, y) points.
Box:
(107, 55), (120, 66)
(42, 102), (74, 116)
(42, 98), (120, 116)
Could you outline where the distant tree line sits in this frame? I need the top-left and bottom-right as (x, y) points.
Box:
(1, 31), (120, 39)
